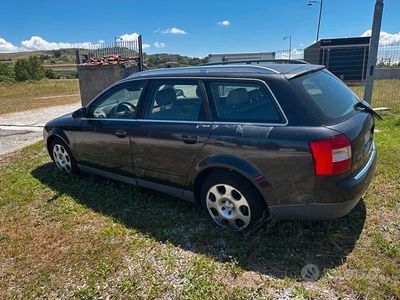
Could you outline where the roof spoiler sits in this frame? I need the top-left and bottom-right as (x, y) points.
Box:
(285, 65), (326, 80)
(199, 59), (310, 66)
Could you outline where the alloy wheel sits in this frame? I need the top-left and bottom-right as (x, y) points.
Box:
(53, 144), (72, 173)
(206, 184), (251, 231)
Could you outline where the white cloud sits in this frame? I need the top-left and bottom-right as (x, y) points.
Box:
(161, 27), (187, 35)
(117, 32), (140, 42)
(361, 30), (400, 45)
(117, 32), (150, 48)
(0, 38), (19, 52)
(154, 42), (166, 48)
(20, 36), (97, 51)
(218, 20), (230, 26)
(0, 34), (151, 53)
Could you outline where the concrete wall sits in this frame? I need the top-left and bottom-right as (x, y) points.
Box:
(375, 68), (400, 80)
(77, 64), (138, 106)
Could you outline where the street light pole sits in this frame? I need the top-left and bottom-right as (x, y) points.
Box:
(364, 0), (384, 104)
(284, 36), (292, 59)
(308, 0), (323, 41)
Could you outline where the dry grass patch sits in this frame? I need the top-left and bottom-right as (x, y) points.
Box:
(350, 79), (400, 111)
(0, 79), (80, 115)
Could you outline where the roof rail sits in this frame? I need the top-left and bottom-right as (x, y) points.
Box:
(200, 59), (309, 66)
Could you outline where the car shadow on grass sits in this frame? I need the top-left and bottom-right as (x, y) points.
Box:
(32, 163), (366, 280)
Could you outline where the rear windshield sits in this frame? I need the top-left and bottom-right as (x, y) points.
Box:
(291, 70), (358, 122)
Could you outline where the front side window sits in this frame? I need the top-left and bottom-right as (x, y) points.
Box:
(89, 81), (145, 119)
(206, 81), (283, 123)
(145, 81), (205, 121)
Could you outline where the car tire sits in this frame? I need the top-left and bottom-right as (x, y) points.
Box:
(200, 170), (267, 232)
(50, 138), (79, 175)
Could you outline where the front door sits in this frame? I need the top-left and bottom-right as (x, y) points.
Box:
(74, 80), (146, 176)
(131, 79), (212, 188)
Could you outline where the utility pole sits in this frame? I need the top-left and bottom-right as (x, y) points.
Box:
(307, 0), (323, 41)
(284, 36), (292, 59)
(364, 0), (384, 104)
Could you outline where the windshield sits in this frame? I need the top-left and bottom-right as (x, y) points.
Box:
(291, 70), (358, 122)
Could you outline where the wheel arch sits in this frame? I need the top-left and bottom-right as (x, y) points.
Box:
(46, 132), (71, 160)
(190, 155), (271, 207)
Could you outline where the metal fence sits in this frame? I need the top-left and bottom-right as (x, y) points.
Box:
(85, 40), (141, 59)
(274, 42), (400, 111)
(76, 36), (144, 71)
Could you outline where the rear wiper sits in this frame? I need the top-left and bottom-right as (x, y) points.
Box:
(354, 100), (382, 120)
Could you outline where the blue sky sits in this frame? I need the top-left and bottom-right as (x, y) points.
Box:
(0, 0), (399, 57)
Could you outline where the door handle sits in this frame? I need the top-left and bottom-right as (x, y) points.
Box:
(181, 135), (198, 144)
(114, 129), (127, 138)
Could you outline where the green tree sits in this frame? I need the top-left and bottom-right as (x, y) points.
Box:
(44, 68), (57, 79)
(53, 50), (62, 58)
(0, 62), (15, 81)
(14, 56), (45, 81)
(14, 59), (29, 81)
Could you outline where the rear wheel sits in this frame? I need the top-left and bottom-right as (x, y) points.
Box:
(50, 138), (78, 174)
(200, 171), (267, 232)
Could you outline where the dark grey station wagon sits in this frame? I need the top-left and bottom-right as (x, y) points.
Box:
(43, 61), (378, 232)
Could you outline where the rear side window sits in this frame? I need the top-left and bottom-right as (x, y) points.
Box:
(206, 81), (283, 123)
(291, 70), (357, 121)
(144, 80), (205, 121)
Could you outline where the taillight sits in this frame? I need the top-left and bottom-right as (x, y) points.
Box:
(309, 134), (352, 176)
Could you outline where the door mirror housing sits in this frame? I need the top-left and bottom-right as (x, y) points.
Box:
(72, 107), (87, 119)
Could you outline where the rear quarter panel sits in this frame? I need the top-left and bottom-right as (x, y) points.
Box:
(189, 124), (340, 206)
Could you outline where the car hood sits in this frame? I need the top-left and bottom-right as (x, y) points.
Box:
(45, 112), (76, 127)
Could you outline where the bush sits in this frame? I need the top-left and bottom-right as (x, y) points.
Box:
(44, 68), (57, 79)
(53, 50), (62, 58)
(0, 62), (15, 81)
(39, 54), (51, 61)
(14, 56), (45, 81)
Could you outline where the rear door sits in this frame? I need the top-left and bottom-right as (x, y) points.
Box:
(131, 79), (212, 189)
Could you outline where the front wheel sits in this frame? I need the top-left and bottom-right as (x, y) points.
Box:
(50, 138), (78, 174)
(200, 171), (267, 232)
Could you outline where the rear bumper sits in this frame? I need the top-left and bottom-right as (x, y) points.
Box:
(269, 143), (377, 220)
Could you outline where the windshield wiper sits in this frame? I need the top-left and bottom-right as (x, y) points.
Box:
(354, 100), (382, 120)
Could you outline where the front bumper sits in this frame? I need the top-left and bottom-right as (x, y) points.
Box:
(269, 143), (377, 221)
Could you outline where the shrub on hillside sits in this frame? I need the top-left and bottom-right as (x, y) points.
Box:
(0, 62), (15, 82)
(14, 56), (45, 81)
(44, 68), (57, 79)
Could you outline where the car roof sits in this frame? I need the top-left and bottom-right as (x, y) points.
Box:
(126, 63), (325, 80)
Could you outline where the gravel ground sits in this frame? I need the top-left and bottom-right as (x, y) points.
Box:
(0, 102), (80, 156)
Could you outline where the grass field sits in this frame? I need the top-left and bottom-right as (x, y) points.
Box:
(0, 113), (399, 299)
(0, 79), (80, 115)
(350, 79), (400, 111)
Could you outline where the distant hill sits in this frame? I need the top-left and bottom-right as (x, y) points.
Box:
(0, 49), (77, 65)
(143, 53), (207, 69)
(0, 49), (206, 79)
(0, 49), (206, 68)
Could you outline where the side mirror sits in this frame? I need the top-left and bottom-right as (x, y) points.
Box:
(72, 107), (87, 119)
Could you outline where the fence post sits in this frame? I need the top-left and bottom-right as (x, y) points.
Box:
(364, 0), (384, 104)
